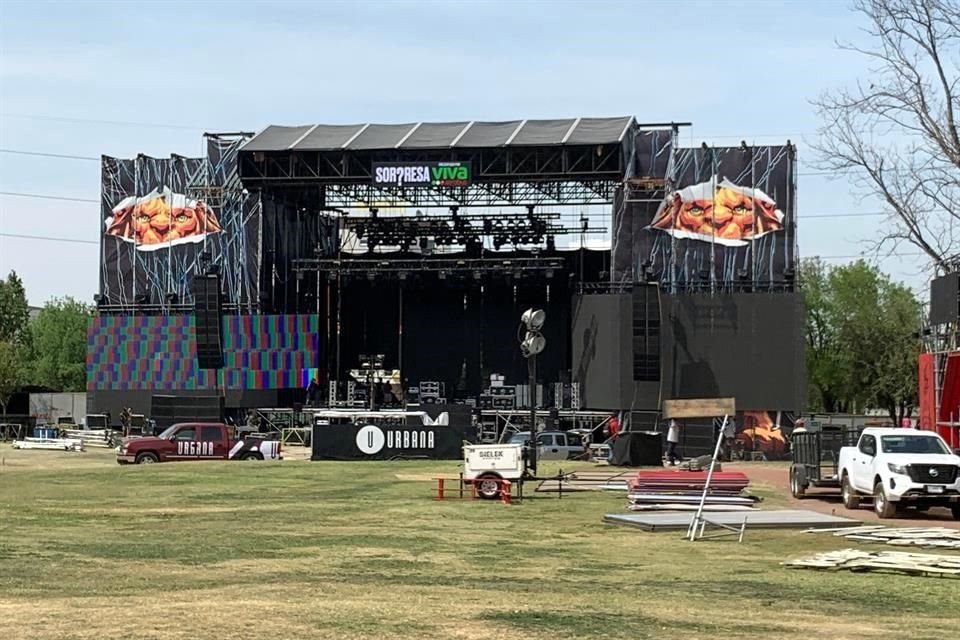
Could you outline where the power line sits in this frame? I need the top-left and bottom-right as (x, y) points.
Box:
(1, 113), (206, 131)
(0, 232), (98, 246)
(0, 146), (852, 180)
(0, 190), (894, 220)
(0, 148), (99, 161)
(0, 145), (858, 181)
(0, 191), (98, 203)
(0, 230), (928, 263)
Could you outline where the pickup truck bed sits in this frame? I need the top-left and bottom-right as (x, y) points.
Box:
(117, 422), (281, 464)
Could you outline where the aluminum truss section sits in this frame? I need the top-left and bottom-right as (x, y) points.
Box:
(292, 256), (566, 277)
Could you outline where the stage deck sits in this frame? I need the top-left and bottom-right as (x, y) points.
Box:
(603, 509), (858, 532)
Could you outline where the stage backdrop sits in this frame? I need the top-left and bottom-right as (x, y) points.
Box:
(87, 314), (318, 391)
(616, 143), (797, 288)
(572, 291), (805, 414)
(100, 137), (259, 306)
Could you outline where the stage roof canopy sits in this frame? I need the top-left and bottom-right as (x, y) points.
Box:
(241, 116), (637, 153)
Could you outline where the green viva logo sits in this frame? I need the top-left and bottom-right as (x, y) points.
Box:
(431, 165), (469, 181)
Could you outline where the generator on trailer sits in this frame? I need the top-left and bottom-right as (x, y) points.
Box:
(462, 443), (527, 499)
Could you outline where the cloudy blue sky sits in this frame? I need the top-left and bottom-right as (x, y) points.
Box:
(0, 0), (924, 305)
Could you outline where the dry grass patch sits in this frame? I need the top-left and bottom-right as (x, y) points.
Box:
(0, 454), (956, 639)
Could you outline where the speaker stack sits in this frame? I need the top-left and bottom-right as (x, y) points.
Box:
(632, 283), (661, 382)
(192, 273), (224, 369)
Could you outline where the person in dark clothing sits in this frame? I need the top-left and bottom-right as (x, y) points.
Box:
(306, 378), (322, 407)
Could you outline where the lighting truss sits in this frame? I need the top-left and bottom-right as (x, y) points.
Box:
(343, 208), (606, 252)
(292, 256), (566, 279)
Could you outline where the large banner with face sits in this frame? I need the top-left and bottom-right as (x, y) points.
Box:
(623, 144), (796, 288)
(99, 137), (260, 306)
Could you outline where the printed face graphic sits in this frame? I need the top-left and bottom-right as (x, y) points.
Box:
(647, 177), (784, 247)
(106, 188), (221, 250)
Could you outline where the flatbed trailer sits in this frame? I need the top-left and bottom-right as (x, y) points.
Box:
(790, 424), (863, 498)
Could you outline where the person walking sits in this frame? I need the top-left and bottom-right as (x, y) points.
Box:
(666, 418), (680, 466)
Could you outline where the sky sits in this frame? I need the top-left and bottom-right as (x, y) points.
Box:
(0, 0), (929, 306)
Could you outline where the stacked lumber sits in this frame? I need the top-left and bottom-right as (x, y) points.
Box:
(13, 437), (84, 451)
(806, 525), (960, 550)
(627, 470), (750, 494)
(63, 429), (113, 449)
(784, 548), (960, 578)
(621, 470), (755, 511)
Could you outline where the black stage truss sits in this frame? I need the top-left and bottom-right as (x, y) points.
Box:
(240, 149), (624, 207)
(238, 117), (687, 207)
(293, 255), (566, 280)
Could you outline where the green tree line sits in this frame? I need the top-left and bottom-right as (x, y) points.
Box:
(0, 271), (90, 416)
(801, 258), (921, 426)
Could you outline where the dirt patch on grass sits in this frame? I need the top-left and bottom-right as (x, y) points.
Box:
(732, 462), (960, 528)
(0, 447), (117, 472)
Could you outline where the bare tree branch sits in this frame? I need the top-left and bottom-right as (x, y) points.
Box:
(813, 0), (960, 265)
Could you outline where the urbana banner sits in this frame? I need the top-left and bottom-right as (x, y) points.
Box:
(310, 422), (468, 460)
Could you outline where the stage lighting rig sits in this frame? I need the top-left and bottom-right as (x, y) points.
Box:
(518, 307), (546, 475)
(339, 206), (605, 252)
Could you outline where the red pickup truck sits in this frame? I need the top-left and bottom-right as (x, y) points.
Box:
(116, 422), (281, 464)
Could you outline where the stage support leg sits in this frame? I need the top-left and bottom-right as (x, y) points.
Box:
(529, 354), (538, 476)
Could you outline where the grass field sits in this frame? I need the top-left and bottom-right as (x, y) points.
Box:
(0, 449), (956, 640)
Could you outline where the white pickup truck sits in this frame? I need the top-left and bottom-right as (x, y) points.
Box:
(508, 430), (585, 461)
(838, 427), (960, 519)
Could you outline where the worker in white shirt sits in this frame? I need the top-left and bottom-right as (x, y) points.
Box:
(666, 419), (680, 466)
(722, 417), (736, 461)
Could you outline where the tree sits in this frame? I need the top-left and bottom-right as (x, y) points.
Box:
(802, 258), (921, 424)
(0, 340), (25, 417)
(31, 298), (91, 392)
(813, 0), (960, 263)
(0, 270), (29, 344)
(801, 258), (849, 412)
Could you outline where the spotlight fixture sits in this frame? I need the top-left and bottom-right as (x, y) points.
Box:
(521, 308), (546, 331)
(521, 331), (546, 357)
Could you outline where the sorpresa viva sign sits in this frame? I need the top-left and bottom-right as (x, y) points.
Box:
(373, 162), (471, 187)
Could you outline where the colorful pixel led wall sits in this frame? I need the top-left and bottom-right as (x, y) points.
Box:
(87, 314), (319, 391)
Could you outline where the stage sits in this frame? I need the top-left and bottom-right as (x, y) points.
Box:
(88, 115), (804, 443)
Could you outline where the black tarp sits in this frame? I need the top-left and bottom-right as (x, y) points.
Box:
(611, 431), (663, 466)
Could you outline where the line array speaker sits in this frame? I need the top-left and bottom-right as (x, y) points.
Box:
(192, 274), (224, 369)
(632, 284), (661, 382)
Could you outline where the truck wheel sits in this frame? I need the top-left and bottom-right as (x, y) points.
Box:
(135, 452), (158, 464)
(241, 452), (263, 461)
(873, 481), (897, 519)
(841, 474), (860, 510)
(475, 474), (502, 500)
(789, 466), (807, 499)
(951, 504), (960, 520)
